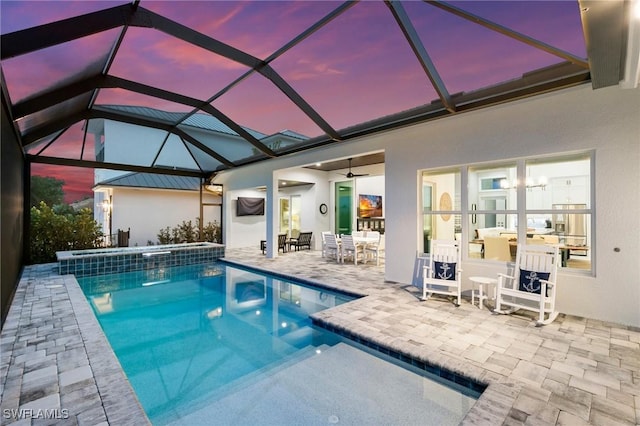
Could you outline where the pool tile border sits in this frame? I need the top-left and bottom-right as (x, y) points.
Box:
(58, 244), (225, 277)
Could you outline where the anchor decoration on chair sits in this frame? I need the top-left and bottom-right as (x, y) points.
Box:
(436, 262), (454, 280)
(522, 270), (541, 293)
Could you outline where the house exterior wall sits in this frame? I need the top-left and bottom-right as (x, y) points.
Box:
(224, 170), (331, 251)
(216, 84), (640, 327)
(382, 84), (639, 327)
(110, 188), (220, 247)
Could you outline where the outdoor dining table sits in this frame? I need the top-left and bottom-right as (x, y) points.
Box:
(335, 235), (379, 247)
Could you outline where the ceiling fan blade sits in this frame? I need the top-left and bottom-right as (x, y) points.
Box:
(336, 158), (369, 178)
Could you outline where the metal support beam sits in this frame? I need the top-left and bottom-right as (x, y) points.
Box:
(27, 155), (207, 178)
(386, 1), (456, 113)
(1, 4), (136, 59)
(258, 65), (342, 141)
(425, 0), (589, 69)
(22, 108), (235, 169)
(13, 75), (277, 158)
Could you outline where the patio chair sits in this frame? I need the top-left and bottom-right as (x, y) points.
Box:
(278, 233), (288, 253)
(289, 231), (313, 251)
(340, 235), (364, 265)
(324, 234), (340, 262)
(422, 240), (462, 306)
(494, 243), (560, 326)
(261, 234), (289, 254)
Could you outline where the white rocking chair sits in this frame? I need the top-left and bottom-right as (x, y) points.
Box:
(422, 240), (462, 306)
(494, 243), (560, 326)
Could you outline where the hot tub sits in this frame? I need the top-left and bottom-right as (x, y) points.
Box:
(57, 242), (225, 277)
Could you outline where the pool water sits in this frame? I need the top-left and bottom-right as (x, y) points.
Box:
(78, 262), (479, 425)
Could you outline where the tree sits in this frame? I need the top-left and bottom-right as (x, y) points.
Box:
(30, 202), (104, 264)
(31, 175), (65, 207)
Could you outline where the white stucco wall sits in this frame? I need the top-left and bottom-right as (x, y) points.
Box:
(382, 84), (639, 327)
(110, 188), (220, 247)
(215, 84), (639, 327)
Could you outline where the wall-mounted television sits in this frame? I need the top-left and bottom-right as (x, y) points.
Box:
(358, 194), (383, 218)
(236, 197), (265, 216)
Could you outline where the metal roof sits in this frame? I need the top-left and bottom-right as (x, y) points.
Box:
(100, 104), (268, 139)
(95, 172), (202, 191)
(1, 0), (636, 180)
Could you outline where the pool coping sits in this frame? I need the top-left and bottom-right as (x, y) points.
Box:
(0, 264), (150, 426)
(65, 274), (151, 425)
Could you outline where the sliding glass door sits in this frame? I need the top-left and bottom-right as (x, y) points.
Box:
(335, 181), (353, 235)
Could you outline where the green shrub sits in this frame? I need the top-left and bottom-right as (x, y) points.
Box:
(157, 226), (172, 245)
(30, 202), (104, 264)
(197, 218), (222, 243)
(156, 218), (221, 244)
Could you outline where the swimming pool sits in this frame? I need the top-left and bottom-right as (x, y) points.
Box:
(78, 262), (479, 425)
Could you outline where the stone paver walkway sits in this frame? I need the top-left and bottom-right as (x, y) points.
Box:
(1, 248), (638, 425)
(0, 264), (148, 425)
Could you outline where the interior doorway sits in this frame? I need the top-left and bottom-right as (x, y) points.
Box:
(335, 181), (353, 235)
(279, 195), (301, 238)
(481, 196), (506, 228)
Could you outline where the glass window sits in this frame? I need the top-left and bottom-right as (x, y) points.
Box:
(525, 153), (592, 271)
(468, 163), (517, 260)
(419, 152), (593, 272)
(421, 169), (460, 253)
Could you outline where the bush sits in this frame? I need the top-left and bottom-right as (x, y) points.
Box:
(156, 218), (221, 244)
(30, 202), (104, 264)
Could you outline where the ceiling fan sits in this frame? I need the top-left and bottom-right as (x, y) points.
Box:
(339, 158), (369, 178)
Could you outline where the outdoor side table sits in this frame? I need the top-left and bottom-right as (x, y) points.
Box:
(469, 276), (497, 310)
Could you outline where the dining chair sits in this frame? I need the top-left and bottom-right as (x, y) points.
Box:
(340, 235), (364, 265)
(321, 231), (333, 258)
(324, 233), (341, 262)
(483, 236), (512, 261)
(364, 231), (381, 265)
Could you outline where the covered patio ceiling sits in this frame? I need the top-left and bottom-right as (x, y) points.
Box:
(1, 1), (637, 180)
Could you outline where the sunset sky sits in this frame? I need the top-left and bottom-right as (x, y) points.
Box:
(1, 0), (586, 203)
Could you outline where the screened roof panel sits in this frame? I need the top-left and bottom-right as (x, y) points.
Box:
(109, 27), (250, 101)
(25, 131), (65, 156)
(180, 125), (258, 164)
(27, 121), (90, 160)
(454, 1), (587, 57)
(405, 2), (572, 95)
(271, 1), (439, 132)
(94, 89), (195, 120)
(3, 29), (118, 103)
(142, 1), (340, 60)
(154, 135), (201, 171)
(212, 72), (325, 141)
(4, 0), (625, 179)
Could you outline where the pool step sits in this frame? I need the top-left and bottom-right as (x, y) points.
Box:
(166, 342), (477, 426)
(160, 339), (332, 424)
